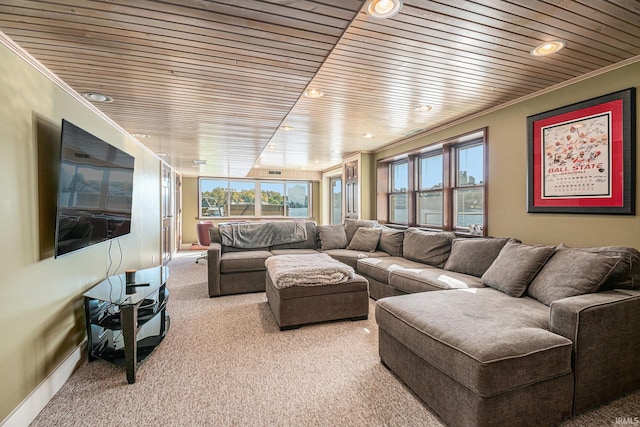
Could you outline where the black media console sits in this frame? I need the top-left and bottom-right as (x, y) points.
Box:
(83, 265), (169, 383)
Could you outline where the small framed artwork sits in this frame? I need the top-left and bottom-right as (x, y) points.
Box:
(527, 88), (635, 214)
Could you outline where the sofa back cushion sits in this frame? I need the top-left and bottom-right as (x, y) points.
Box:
(377, 227), (405, 256)
(444, 237), (513, 277)
(270, 221), (318, 250)
(561, 245), (640, 291)
(527, 245), (621, 305)
(343, 218), (379, 243)
(481, 241), (556, 297)
(403, 228), (455, 268)
(317, 224), (349, 250)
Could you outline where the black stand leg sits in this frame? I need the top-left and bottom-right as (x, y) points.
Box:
(120, 304), (138, 384)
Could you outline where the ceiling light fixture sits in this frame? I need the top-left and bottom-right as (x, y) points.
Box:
(363, 133), (375, 138)
(82, 92), (113, 103)
(414, 105), (433, 112)
(131, 133), (150, 139)
(280, 125), (294, 131)
(365, 0), (403, 19)
(304, 88), (324, 98)
(530, 40), (566, 56)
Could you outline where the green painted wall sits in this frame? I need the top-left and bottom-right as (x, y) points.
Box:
(375, 61), (640, 247)
(0, 43), (162, 421)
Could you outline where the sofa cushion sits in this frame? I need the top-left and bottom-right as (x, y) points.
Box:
(481, 241), (556, 297)
(322, 249), (390, 269)
(527, 246), (621, 306)
(389, 268), (483, 293)
(444, 237), (512, 277)
(270, 221), (318, 250)
(377, 227), (404, 257)
(402, 228), (455, 268)
(269, 249), (320, 256)
(344, 218), (378, 243)
(316, 224), (348, 250)
(375, 288), (573, 397)
(356, 257), (427, 284)
(220, 250), (272, 273)
(347, 227), (382, 252)
(561, 245), (640, 291)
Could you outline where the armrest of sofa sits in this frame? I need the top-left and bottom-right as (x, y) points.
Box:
(549, 289), (640, 414)
(207, 242), (222, 297)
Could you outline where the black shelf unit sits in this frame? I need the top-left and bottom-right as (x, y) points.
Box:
(84, 265), (169, 383)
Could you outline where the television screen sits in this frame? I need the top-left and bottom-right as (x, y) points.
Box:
(55, 119), (135, 257)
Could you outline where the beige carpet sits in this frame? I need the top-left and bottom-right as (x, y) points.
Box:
(31, 253), (640, 426)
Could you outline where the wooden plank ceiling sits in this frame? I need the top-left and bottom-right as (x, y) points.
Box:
(1, 0), (640, 177)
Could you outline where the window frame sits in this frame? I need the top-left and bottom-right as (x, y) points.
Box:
(452, 141), (485, 231)
(388, 159), (410, 224)
(198, 177), (312, 219)
(378, 128), (487, 235)
(417, 151), (445, 228)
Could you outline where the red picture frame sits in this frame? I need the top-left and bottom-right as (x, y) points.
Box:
(527, 88), (635, 214)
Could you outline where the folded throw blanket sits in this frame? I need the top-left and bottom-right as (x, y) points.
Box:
(219, 221), (307, 248)
(265, 253), (355, 289)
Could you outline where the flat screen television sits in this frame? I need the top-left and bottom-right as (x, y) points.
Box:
(55, 119), (135, 257)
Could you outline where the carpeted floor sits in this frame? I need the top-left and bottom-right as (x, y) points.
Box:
(31, 253), (640, 426)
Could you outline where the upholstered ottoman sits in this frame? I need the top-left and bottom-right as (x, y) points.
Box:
(265, 254), (369, 330)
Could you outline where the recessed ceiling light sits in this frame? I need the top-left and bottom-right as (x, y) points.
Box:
(363, 133), (375, 138)
(365, 0), (403, 19)
(280, 125), (294, 131)
(414, 105), (432, 112)
(192, 159), (207, 165)
(530, 40), (566, 56)
(82, 92), (113, 103)
(156, 152), (167, 157)
(304, 88), (324, 98)
(131, 133), (150, 139)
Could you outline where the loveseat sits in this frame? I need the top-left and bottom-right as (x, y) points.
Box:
(206, 219), (390, 297)
(358, 229), (640, 426)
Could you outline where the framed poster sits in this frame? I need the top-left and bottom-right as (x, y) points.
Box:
(527, 88), (635, 214)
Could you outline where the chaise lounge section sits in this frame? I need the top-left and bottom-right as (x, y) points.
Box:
(368, 234), (640, 426)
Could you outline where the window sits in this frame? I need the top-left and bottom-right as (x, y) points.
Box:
(380, 129), (486, 234)
(261, 182), (285, 216)
(389, 160), (409, 224)
(199, 178), (311, 218)
(330, 177), (342, 224)
(286, 182), (309, 217)
(417, 153), (443, 227)
(454, 143), (484, 229)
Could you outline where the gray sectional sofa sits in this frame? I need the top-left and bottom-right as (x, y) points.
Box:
(357, 229), (640, 426)
(206, 219), (640, 426)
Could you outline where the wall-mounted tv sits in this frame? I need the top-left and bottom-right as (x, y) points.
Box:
(55, 119), (135, 257)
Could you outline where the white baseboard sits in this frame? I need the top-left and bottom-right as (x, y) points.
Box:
(1, 343), (84, 427)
